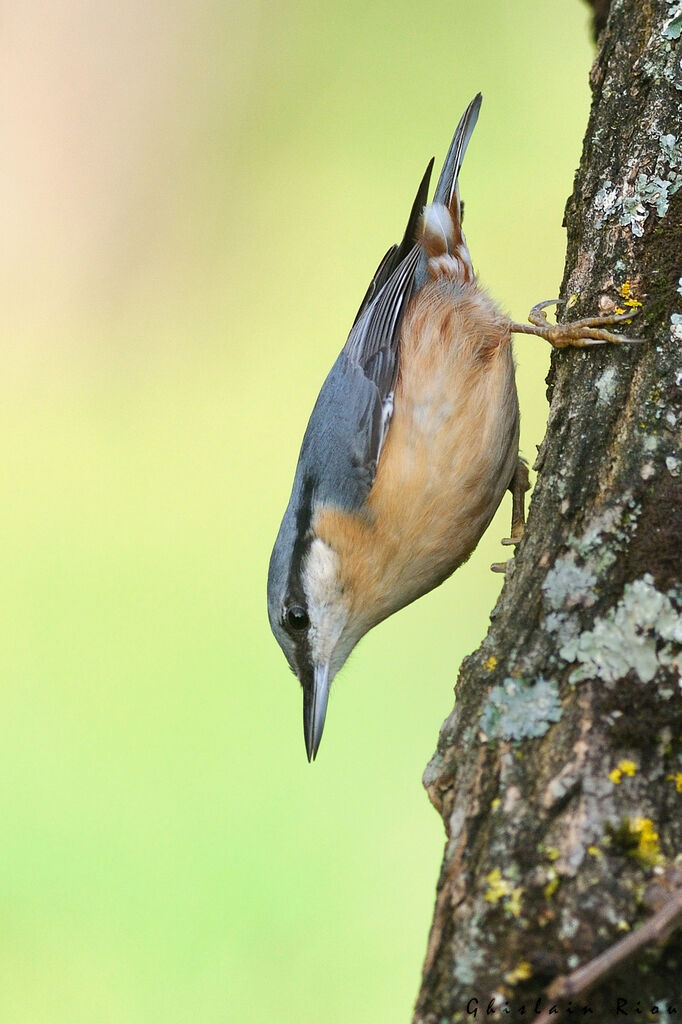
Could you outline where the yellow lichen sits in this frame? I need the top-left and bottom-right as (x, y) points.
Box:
(505, 960), (533, 985)
(619, 281), (643, 308)
(545, 846), (560, 862)
(484, 655), (498, 671)
(617, 919), (631, 932)
(491, 797), (501, 811)
(667, 772), (682, 794)
(507, 887), (523, 919)
(544, 874), (559, 900)
(485, 868), (510, 904)
(609, 760), (636, 784)
(484, 869), (523, 917)
(588, 845), (603, 859)
(628, 817), (663, 868)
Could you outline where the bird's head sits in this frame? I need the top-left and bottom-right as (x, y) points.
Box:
(268, 525), (364, 761)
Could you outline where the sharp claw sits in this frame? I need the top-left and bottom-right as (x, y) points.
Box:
(606, 307), (641, 323)
(512, 301), (646, 350)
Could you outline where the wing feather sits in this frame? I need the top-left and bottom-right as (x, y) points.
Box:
(345, 243), (420, 397)
(352, 158), (433, 326)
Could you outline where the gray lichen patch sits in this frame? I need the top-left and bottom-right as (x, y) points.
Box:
(594, 134), (682, 236)
(480, 678), (562, 741)
(562, 575), (682, 685)
(671, 312), (682, 340)
(594, 180), (621, 227)
(663, 1), (682, 41)
(540, 501), (637, 617)
(541, 553), (597, 611)
(539, 500), (674, 675)
(594, 364), (619, 404)
(544, 612), (581, 658)
(620, 175), (671, 234)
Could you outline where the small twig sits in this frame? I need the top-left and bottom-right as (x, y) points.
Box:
(533, 887), (682, 1024)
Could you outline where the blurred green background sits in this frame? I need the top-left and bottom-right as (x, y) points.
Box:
(2, 2), (593, 1021)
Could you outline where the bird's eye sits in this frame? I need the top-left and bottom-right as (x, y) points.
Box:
(285, 605), (309, 632)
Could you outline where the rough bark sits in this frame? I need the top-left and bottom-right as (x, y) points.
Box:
(415, 2), (682, 1021)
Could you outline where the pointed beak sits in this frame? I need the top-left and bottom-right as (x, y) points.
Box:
(303, 662), (330, 762)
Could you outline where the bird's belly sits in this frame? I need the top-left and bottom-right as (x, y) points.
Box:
(364, 290), (519, 620)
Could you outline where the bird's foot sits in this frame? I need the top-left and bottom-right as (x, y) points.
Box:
(493, 526), (524, 572)
(492, 458), (530, 573)
(501, 525), (524, 547)
(510, 300), (642, 348)
(504, 457), (530, 546)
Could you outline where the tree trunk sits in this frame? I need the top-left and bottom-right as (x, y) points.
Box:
(415, 2), (682, 1021)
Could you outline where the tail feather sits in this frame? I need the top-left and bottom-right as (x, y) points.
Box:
(360, 95), (482, 298)
(432, 93), (482, 216)
(417, 94), (481, 283)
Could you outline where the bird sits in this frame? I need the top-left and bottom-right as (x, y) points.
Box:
(267, 93), (639, 762)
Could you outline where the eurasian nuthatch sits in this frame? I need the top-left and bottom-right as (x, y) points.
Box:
(267, 94), (639, 761)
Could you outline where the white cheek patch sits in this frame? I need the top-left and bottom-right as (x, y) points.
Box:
(303, 539), (349, 665)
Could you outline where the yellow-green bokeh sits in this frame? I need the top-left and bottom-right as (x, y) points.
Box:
(2, 3), (593, 1021)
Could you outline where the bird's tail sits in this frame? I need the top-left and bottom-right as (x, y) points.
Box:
(418, 93), (481, 281)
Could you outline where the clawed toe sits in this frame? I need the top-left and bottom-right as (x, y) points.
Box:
(552, 326), (643, 347)
(512, 300), (644, 348)
(502, 520), (525, 548)
(528, 299), (563, 328)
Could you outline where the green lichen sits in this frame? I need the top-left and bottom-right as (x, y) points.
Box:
(480, 677), (562, 741)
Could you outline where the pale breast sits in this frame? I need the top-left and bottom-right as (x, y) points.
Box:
(315, 279), (519, 632)
(368, 282), (517, 614)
